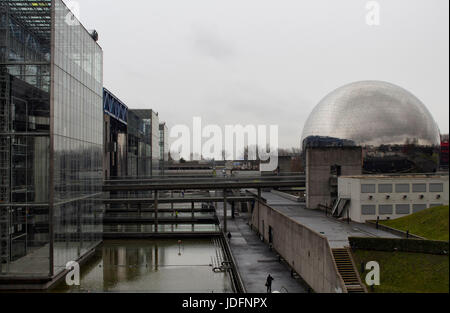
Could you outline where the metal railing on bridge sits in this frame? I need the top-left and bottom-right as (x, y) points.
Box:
(103, 174), (306, 192)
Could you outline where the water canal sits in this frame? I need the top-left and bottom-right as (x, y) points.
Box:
(52, 239), (234, 293)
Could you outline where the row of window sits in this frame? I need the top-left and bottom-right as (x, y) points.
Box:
(361, 203), (443, 216)
(361, 183), (444, 194)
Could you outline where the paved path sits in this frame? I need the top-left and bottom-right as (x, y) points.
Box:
(217, 204), (308, 293)
(261, 191), (399, 248)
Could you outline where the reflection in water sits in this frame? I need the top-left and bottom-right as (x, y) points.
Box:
(53, 239), (233, 293)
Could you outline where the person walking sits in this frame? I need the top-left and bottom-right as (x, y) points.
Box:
(265, 274), (274, 293)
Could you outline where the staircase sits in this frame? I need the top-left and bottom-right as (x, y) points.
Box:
(332, 248), (366, 293)
(331, 198), (350, 217)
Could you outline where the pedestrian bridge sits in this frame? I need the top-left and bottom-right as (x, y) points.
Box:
(101, 174), (306, 238)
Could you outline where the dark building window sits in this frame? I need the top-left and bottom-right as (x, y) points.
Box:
(361, 184), (376, 193)
(412, 184), (427, 193)
(412, 204), (427, 213)
(379, 205), (393, 215)
(429, 183), (443, 193)
(361, 205), (376, 215)
(395, 204), (410, 215)
(378, 184), (393, 193)
(395, 184), (410, 193)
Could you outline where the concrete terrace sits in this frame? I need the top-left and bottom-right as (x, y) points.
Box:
(260, 191), (399, 248)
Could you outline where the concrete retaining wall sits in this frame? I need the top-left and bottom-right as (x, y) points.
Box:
(251, 201), (346, 293)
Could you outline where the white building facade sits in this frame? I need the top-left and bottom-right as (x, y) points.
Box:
(337, 175), (449, 223)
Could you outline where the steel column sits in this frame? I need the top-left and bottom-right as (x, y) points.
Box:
(257, 188), (261, 235)
(223, 189), (227, 233)
(154, 190), (158, 232)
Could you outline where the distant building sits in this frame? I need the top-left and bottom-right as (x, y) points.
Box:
(305, 147), (363, 209)
(103, 88), (128, 178)
(337, 175), (449, 223)
(277, 153), (303, 173)
(441, 135), (449, 170)
(128, 109), (160, 177)
(102, 91), (163, 179)
(159, 123), (169, 175)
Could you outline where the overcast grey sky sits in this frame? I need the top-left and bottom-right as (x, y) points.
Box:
(71, 0), (449, 148)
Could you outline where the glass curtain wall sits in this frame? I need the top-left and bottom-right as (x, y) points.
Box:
(0, 0), (103, 281)
(0, 0), (51, 277)
(128, 109), (155, 178)
(159, 123), (168, 175)
(150, 111), (159, 176)
(52, 0), (103, 276)
(127, 111), (141, 178)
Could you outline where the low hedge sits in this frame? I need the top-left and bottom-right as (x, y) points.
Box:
(349, 237), (449, 255)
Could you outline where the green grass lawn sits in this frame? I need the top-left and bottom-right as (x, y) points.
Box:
(353, 249), (449, 293)
(379, 205), (449, 241)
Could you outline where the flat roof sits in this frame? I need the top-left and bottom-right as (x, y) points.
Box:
(4, 0), (102, 50)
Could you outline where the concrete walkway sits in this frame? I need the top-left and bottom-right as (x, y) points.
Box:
(217, 204), (308, 293)
(261, 191), (399, 248)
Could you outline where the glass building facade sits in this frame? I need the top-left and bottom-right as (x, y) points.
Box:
(0, 0), (103, 284)
(159, 123), (169, 175)
(103, 88), (128, 179)
(127, 109), (159, 178)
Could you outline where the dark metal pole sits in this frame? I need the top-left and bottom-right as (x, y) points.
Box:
(232, 201), (235, 219)
(257, 188), (261, 233)
(155, 244), (159, 271)
(171, 190), (174, 214)
(191, 201), (195, 219)
(154, 190), (158, 233)
(223, 189), (227, 233)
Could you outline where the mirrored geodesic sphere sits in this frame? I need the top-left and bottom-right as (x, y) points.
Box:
(301, 81), (441, 173)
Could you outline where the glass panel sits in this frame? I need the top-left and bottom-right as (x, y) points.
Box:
(412, 184), (426, 193)
(52, 0), (103, 276)
(361, 205), (376, 215)
(0, 0), (51, 277)
(379, 205), (393, 215)
(378, 184), (393, 193)
(429, 183), (443, 193)
(395, 204), (410, 215)
(361, 184), (376, 193)
(412, 204), (427, 213)
(395, 184), (410, 193)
